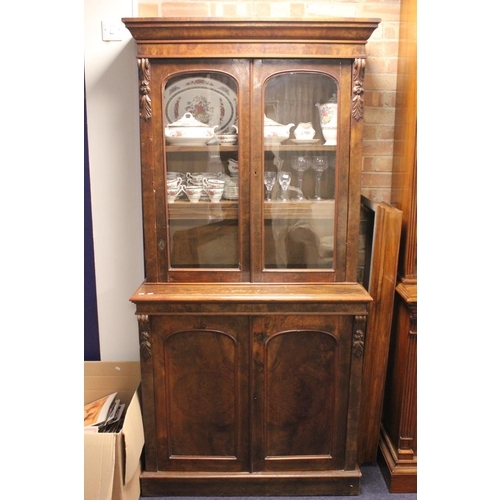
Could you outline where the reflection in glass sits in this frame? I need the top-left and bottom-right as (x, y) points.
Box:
(263, 71), (337, 270)
(291, 156), (310, 201)
(164, 72), (240, 269)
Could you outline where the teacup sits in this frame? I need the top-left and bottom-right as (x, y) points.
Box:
(182, 185), (204, 203)
(167, 172), (186, 183)
(206, 187), (224, 202)
(166, 177), (182, 189)
(166, 185), (182, 203)
(203, 177), (225, 190)
(187, 172), (220, 182)
(186, 172), (206, 186)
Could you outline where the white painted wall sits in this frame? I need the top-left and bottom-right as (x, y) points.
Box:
(84, 0), (143, 360)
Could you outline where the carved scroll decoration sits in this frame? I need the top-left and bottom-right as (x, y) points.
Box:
(138, 58), (152, 121)
(138, 314), (152, 359)
(353, 315), (366, 358)
(352, 58), (366, 121)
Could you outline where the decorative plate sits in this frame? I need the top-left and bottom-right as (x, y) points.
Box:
(164, 77), (238, 134)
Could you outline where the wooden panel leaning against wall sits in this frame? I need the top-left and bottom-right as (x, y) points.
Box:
(357, 196), (402, 465)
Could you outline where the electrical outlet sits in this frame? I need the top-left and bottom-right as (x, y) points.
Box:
(101, 20), (125, 41)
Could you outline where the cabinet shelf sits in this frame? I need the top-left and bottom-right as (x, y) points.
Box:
(166, 199), (335, 221)
(264, 144), (337, 152)
(165, 144), (336, 153)
(167, 200), (238, 220)
(166, 144), (238, 153)
(264, 199), (335, 219)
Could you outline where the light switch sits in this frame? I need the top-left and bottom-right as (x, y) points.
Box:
(101, 20), (125, 41)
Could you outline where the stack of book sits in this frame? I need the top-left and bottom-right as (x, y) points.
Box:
(84, 392), (126, 433)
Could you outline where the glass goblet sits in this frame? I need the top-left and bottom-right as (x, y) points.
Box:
(278, 171), (292, 201)
(311, 156), (329, 200)
(264, 171), (277, 201)
(290, 156), (310, 201)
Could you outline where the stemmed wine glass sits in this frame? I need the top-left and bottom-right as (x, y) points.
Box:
(290, 156), (310, 201)
(264, 171), (277, 201)
(311, 156), (329, 200)
(278, 171), (292, 201)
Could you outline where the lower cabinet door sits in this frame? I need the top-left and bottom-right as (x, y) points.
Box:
(251, 315), (355, 472)
(152, 315), (250, 472)
(151, 313), (358, 475)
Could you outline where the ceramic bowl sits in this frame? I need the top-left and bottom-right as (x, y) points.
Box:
(165, 112), (219, 145)
(216, 134), (237, 145)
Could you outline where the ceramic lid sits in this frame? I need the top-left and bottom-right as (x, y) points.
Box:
(168, 112), (211, 127)
(264, 115), (286, 127)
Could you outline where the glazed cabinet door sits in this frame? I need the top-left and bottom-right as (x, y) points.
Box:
(143, 59), (251, 282)
(251, 314), (359, 472)
(141, 56), (360, 284)
(251, 60), (355, 283)
(151, 315), (250, 472)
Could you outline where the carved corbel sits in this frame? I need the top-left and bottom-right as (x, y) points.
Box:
(137, 314), (152, 359)
(138, 58), (152, 121)
(352, 58), (366, 121)
(353, 315), (366, 358)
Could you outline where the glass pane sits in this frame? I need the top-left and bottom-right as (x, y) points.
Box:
(263, 72), (337, 270)
(164, 73), (240, 269)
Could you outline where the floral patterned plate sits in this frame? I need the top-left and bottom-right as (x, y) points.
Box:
(164, 76), (238, 134)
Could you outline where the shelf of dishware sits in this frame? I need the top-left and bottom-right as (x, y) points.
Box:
(165, 144), (336, 153)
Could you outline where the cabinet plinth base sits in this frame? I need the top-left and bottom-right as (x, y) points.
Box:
(140, 469), (361, 497)
(377, 429), (417, 493)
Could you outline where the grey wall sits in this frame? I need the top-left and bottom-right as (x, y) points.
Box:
(84, 0), (144, 361)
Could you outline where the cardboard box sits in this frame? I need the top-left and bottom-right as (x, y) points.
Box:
(84, 362), (144, 500)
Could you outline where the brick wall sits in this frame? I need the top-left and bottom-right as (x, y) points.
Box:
(136, 0), (401, 203)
